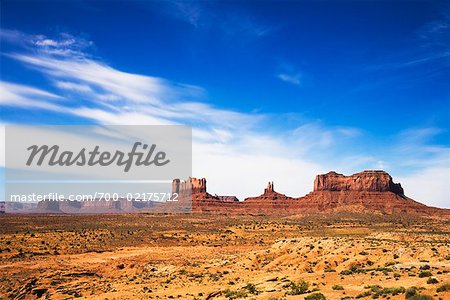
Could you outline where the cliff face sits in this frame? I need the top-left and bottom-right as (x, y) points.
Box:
(314, 170), (404, 195)
(172, 178), (242, 213)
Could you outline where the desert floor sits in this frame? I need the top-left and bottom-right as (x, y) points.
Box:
(0, 213), (449, 300)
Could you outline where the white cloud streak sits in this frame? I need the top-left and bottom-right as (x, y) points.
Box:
(161, 1), (274, 39)
(0, 81), (63, 110)
(277, 73), (301, 85)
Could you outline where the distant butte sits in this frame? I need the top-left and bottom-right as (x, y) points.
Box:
(314, 170), (404, 194)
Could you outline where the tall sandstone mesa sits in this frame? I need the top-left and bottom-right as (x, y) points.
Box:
(314, 170), (404, 194)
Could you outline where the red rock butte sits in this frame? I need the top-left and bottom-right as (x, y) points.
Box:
(173, 170), (449, 217)
(314, 171), (404, 194)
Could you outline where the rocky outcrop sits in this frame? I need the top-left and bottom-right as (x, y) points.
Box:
(217, 196), (239, 202)
(235, 182), (296, 214)
(245, 181), (295, 202)
(264, 182), (275, 194)
(294, 170), (443, 216)
(314, 171), (404, 194)
(172, 177), (207, 196)
(173, 178), (241, 213)
(37, 200), (62, 212)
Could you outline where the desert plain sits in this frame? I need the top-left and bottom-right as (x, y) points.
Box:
(0, 213), (449, 300)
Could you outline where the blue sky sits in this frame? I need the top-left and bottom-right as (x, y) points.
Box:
(1, 1), (449, 207)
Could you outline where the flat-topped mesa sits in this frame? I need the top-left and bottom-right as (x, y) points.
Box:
(314, 170), (404, 195)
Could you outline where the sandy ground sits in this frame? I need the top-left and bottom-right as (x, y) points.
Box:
(0, 213), (449, 299)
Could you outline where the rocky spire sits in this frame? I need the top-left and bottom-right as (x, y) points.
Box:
(264, 181), (275, 194)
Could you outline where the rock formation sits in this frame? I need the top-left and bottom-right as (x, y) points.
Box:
(172, 177), (207, 195)
(264, 181), (275, 194)
(314, 170), (404, 194)
(242, 181), (296, 213)
(37, 199), (62, 212)
(217, 196), (239, 202)
(172, 178), (241, 212)
(295, 170), (443, 216)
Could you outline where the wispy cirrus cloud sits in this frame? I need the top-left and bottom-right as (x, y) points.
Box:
(54, 81), (94, 93)
(365, 12), (450, 73)
(220, 14), (274, 38)
(276, 62), (305, 86)
(160, 1), (274, 39)
(418, 13), (450, 50)
(351, 13), (450, 95)
(165, 0), (205, 28)
(0, 81), (63, 110)
(0, 29), (94, 58)
(277, 73), (301, 85)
